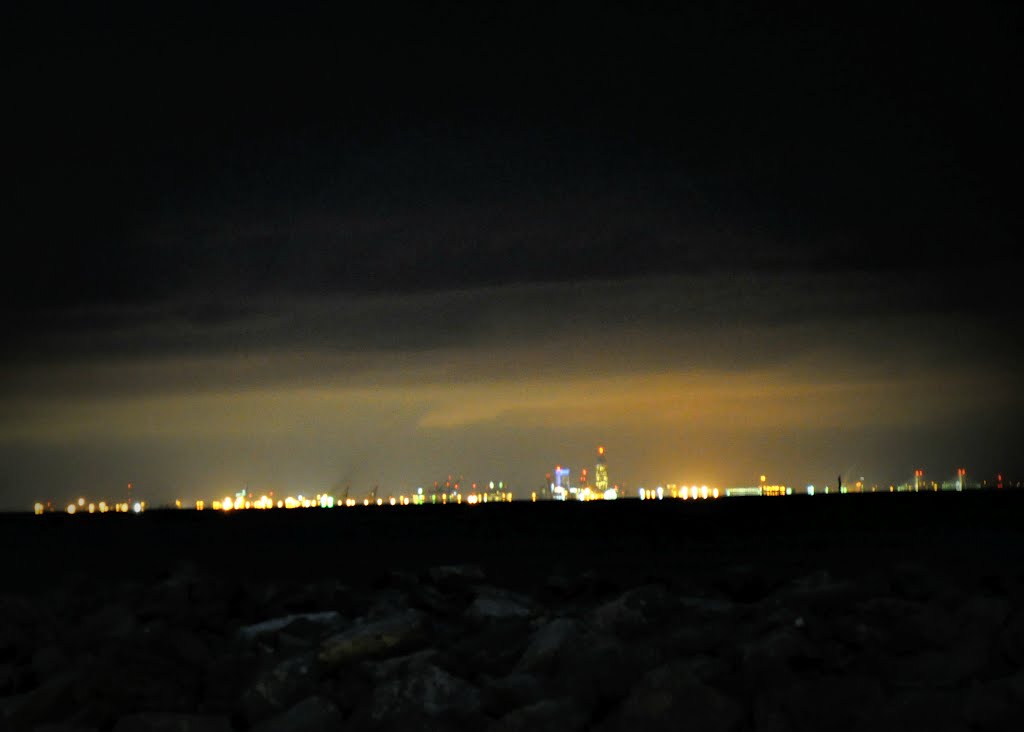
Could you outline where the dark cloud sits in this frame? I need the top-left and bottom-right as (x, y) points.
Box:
(5, 1), (1020, 316)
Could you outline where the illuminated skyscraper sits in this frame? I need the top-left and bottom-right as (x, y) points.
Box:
(595, 446), (609, 493)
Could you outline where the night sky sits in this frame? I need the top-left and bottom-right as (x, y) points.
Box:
(3, 1), (1021, 510)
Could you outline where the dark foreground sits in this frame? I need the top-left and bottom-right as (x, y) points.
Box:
(2, 491), (1023, 731)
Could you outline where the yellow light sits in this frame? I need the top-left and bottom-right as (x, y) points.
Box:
(88, 503), (96, 513)
(712, 487), (720, 499)
(701, 486), (708, 500)
(376, 498), (383, 506)
(212, 500), (222, 510)
(67, 504), (77, 515)
(34, 502), (44, 515)
(223, 497), (233, 511)
(78, 497), (85, 507)
(196, 500), (205, 511)
(175, 499), (182, 508)
(389, 497), (396, 506)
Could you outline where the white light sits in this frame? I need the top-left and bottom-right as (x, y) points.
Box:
(132, 502), (142, 513)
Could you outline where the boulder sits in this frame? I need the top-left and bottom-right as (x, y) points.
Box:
(318, 610), (427, 668)
(250, 695), (344, 732)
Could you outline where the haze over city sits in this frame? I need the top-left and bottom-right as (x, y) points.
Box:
(2, 2), (1021, 512)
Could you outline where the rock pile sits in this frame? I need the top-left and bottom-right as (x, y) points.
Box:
(2, 558), (1022, 731)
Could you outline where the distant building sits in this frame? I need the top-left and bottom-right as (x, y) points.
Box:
(595, 446), (609, 493)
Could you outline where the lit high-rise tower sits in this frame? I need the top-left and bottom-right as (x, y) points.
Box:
(595, 446), (609, 493)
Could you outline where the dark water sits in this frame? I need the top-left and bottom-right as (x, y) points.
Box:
(3, 490), (1022, 594)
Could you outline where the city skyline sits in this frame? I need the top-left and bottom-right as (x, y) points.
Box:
(3, 3), (1020, 513)
(15, 437), (1019, 515)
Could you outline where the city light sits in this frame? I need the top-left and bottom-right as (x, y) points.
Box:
(26, 454), (1016, 517)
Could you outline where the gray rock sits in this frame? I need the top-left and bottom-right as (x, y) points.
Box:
(587, 584), (677, 637)
(480, 673), (548, 717)
(740, 625), (816, 687)
(766, 569), (873, 617)
(852, 596), (960, 654)
(367, 662), (480, 723)
(0, 663), (15, 694)
(238, 611), (343, 641)
(855, 689), (969, 732)
(487, 697), (592, 732)
(466, 587), (535, 621)
(31, 646), (68, 679)
(753, 674), (884, 732)
(516, 617), (579, 672)
(318, 610), (426, 668)
(433, 620), (533, 679)
(79, 602), (138, 643)
(888, 561), (961, 604)
(997, 610), (1024, 665)
(557, 632), (655, 708)
(429, 564), (486, 585)
(0, 670), (78, 731)
(202, 646), (260, 712)
(599, 666), (743, 732)
(240, 652), (319, 724)
(72, 643), (201, 716)
(963, 680), (1021, 732)
(250, 695), (344, 732)
(956, 594), (1012, 633)
(881, 636), (993, 688)
(365, 648), (439, 682)
(111, 714), (233, 732)
(676, 593), (741, 618)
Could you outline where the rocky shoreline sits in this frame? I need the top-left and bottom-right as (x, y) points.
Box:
(3, 495), (1023, 731)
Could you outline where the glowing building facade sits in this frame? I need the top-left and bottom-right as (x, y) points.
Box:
(595, 446), (609, 493)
